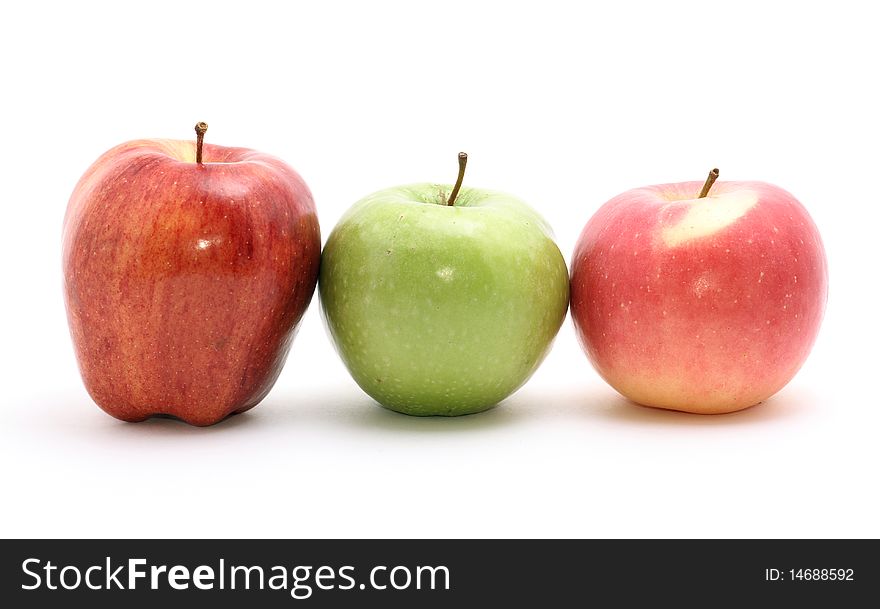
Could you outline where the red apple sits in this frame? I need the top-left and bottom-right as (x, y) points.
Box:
(63, 123), (321, 426)
(570, 170), (827, 414)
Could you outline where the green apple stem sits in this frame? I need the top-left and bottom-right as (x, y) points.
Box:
(446, 152), (468, 206)
(194, 122), (208, 165)
(698, 168), (720, 198)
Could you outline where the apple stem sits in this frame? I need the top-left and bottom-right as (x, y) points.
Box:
(698, 168), (720, 198)
(446, 152), (468, 206)
(194, 122), (208, 165)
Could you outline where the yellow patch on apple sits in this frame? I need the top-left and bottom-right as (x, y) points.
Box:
(661, 190), (759, 247)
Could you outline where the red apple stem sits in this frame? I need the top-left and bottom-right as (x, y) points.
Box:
(194, 122), (208, 165)
(698, 168), (720, 198)
(446, 152), (468, 206)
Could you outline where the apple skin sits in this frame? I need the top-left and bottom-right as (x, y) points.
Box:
(319, 185), (569, 416)
(570, 180), (827, 414)
(63, 139), (320, 426)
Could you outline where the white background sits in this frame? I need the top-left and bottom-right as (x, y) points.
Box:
(2, 0), (878, 538)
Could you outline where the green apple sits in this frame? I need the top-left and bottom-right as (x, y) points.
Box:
(319, 154), (569, 416)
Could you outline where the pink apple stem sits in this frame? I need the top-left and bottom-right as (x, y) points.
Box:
(698, 168), (720, 198)
(447, 152), (468, 206)
(194, 122), (208, 165)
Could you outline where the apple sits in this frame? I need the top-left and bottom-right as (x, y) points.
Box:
(63, 123), (321, 426)
(570, 169), (828, 414)
(319, 153), (569, 416)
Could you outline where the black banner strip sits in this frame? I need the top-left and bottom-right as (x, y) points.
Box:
(1, 539), (876, 606)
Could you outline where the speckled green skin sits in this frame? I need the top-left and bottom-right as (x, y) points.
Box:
(319, 184), (569, 416)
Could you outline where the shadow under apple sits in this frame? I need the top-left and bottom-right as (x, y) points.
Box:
(123, 410), (258, 434)
(41, 380), (812, 440)
(587, 385), (814, 427)
(39, 391), (263, 438)
(342, 396), (528, 434)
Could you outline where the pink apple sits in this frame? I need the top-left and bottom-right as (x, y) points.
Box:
(63, 123), (321, 426)
(570, 171), (828, 414)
